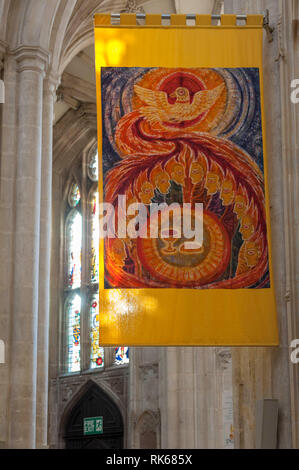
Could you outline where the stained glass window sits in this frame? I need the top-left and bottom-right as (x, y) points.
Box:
(66, 210), (82, 289)
(66, 293), (81, 372)
(87, 149), (98, 182)
(63, 146), (130, 375)
(90, 192), (99, 284)
(69, 182), (81, 207)
(90, 294), (104, 369)
(114, 347), (129, 365)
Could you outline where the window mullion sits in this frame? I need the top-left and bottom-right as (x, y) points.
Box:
(80, 285), (89, 372)
(64, 200), (82, 373)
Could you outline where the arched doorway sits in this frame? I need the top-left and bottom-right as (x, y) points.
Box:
(64, 381), (124, 449)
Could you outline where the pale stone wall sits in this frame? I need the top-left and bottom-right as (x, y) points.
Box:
(0, 0), (297, 449)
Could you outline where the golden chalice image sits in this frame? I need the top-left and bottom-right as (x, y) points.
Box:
(160, 228), (180, 255)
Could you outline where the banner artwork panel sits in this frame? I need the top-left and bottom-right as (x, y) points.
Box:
(101, 67), (269, 290)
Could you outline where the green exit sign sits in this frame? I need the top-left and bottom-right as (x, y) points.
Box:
(83, 416), (103, 435)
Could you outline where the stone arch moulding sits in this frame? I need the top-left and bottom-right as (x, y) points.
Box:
(57, 0), (129, 75)
(63, 169), (82, 205)
(59, 378), (126, 448)
(135, 410), (161, 449)
(58, 31), (94, 76)
(53, 112), (97, 175)
(84, 137), (98, 182)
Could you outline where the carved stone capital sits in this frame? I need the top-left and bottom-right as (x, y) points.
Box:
(13, 45), (49, 75)
(121, 0), (145, 14)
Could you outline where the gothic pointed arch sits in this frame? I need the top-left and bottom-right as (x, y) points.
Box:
(136, 410), (160, 449)
(63, 380), (124, 449)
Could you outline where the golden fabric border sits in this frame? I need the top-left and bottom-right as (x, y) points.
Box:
(94, 14), (279, 346)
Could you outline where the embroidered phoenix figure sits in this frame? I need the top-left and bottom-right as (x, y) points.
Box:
(134, 83), (225, 124)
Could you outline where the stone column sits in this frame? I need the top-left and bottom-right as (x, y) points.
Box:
(0, 43), (16, 449)
(160, 347), (197, 449)
(8, 46), (48, 449)
(35, 73), (59, 449)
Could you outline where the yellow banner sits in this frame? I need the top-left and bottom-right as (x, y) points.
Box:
(94, 14), (279, 346)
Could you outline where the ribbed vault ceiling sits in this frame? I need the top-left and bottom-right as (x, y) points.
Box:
(54, 0), (217, 124)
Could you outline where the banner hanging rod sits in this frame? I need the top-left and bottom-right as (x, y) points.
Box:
(109, 11), (274, 41)
(111, 13), (250, 21)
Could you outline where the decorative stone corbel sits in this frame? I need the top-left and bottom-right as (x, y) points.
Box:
(285, 290), (291, 302)
(263, 9), (275, 43)
(216, 348), (232, 371)
(275, 14), (286, 62)
(121, 0), (145, 14)
(44, 71), (61, 100)
(138, 363), (159, 380)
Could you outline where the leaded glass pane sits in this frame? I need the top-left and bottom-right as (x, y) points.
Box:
(66, 294), (81, 372)
(114, 347), (129, 365)
(67, 210), (82, 289)
(90, 192), (99, 284)
(90, 294), (104, 369)
(69, 183), (81, 207)
(87, 150), (98, 182)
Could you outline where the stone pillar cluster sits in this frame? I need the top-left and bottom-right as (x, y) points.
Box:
(0, 45), (58, 449)
(36, 73), (59, 449)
